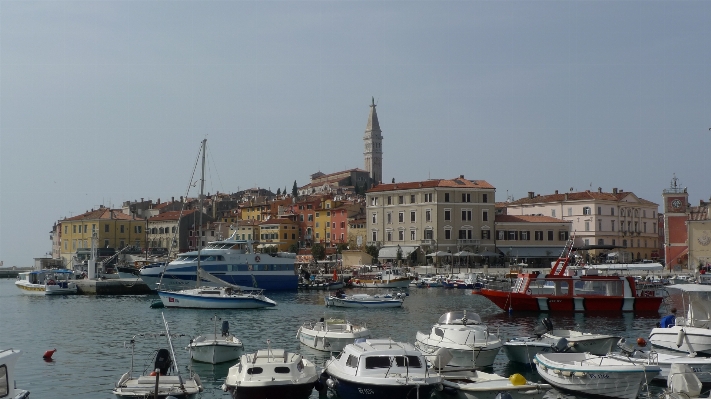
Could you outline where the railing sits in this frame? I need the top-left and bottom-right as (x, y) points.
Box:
(457, 239), (480, 246)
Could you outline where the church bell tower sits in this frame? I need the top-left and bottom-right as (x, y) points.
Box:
(363, 97), (383, 184)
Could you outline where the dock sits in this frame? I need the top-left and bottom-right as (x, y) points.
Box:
(75, 278), (153, 295)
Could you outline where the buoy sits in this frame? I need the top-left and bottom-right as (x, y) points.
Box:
(149, 371), (158, 376)
(509, 373), (527, 386)
(637, 337), (647, 347)
(43, 348), (56, 360)
(676, 329), (686, 348)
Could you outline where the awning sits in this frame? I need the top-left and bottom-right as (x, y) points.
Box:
(379, 246), (419, 259)
(498, 246), (565, 258)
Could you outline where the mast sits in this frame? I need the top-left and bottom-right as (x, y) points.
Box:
(196, 139), (206, 289)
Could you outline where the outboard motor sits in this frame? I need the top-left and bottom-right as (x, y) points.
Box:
(154, 349), (172, 375)
(542, 318), (553, 332)
(533, 323), (548, 337)
(222, 320), (230, 337)
(617, 338), (635, 355)
(551, 337), (569, 353)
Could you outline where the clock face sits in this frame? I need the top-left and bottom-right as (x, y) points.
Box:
(671, 199), (682, 210)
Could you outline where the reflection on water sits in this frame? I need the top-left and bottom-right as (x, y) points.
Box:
(0, 279), (667, 398)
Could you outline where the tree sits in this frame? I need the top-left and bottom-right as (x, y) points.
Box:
(288, 243), (299, 254)
(365, 244), (379, 263)
(396, 246), (403, 263)
(276, 188), (281, 196)
(336, 243), (348, 254)
(292, 181), (298, 197)
(311, 243), (326, 261)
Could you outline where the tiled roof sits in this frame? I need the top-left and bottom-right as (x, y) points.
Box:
(259, 218), (296, 225)
(64, 208), (140, 221)
(367, 177), (494, 193)
(689, 206), (710, 221)
(495, 215), (570, 224)
(148, 210), (196, 222)
(507, 190), (656, 206)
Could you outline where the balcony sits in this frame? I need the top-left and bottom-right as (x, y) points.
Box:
(366, 241), (380, 247)
(420, 239), (436, 246)
(457, 239), (480, 247)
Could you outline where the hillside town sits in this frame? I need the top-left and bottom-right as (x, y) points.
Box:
(45, 99), (710, 273)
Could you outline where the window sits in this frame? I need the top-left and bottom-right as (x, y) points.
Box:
(398, 230), (404, 241)
(315, 222), (320, 228)
(398, 212), (404, 223)
(346, 355), (359, 368)
(340, 222), (345, 228)
(482, 193), (488, 203)
(623, 239), (628, 247)
(372, 213), (377, 224)
(462, 193), (471, 202)
(551, 209), (556, 217)
(444, 193), (450, 202)
(410, 211), (416, 222)
(104, 224), (109, 233)
(481, 230), (491, 239)
(584, 239), (589, 246)
(372, 231), (377, 242)
(598, 219), (602, 231)
(461, 210), (472, 221)
(643, 210), (647, 218)
(584, 221), (590, 231)
(370, 197), (378, 206)
(547, 231), (554, 241)
(598, 239), (605, 246)
(73, 225), (76, 233)
(482, 210), (488, 222)
(387, 231), (393, 241)
(508, 231), (518, 240)
(326, 222), (330, 228)
(64, 240), (68, 250)
(424, 229), (433, 239)
(444, 229), (451, 240)
(135, 226), (142, 234)
(559, 231), (569, 241)
(634, 222), (638, 232)
(535, 231), (543, 241)
(583, 207), (591, 215)
(64, 225), (68, 234)
(444, 210), (451, 221)
(387, 196), (392, 205)
(316, 212), (320, 218)
(424, 193), (433, 202)
(612, 239), (616, 246)
(410, 194), (415, 204)
(120, 225), (125, 233)
(611, 207), (615, 216)
(410, 230), (416, 240)
(398, 196), (404, 205)
(597, 206), (602, 215)
(643, 222), (647, 232)
(520, 231), (529, 240)
(247, 367), (263, 375)
(567, 208), (573, 216)
(425, 209), (431, 222)
(327, 211), (330, 217)
(365, 356), (392, 369)
(84, 225), (88, 233)
(459, 229), (473, 239)
(497, 230), (505, 240)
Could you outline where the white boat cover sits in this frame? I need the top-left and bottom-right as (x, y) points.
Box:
(668, 364), (701, 397)
(198, 268), (241, 290)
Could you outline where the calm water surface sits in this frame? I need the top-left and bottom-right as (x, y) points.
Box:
(0, 278), (667, 398)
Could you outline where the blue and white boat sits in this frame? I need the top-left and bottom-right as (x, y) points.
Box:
(324, 292), (405, 308)
(139, 236), (297, 291)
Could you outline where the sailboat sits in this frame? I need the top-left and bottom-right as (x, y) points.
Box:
(156, 139), (277, 310)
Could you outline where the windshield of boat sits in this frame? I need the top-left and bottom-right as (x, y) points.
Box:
(175, 255), (225, 262)
(205, 243), (237, 250)
(437, 311), (481, 325)
(364, 355), (422, 369)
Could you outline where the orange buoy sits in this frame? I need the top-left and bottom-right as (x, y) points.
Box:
(43, 348), (56, 360)
(637, 337), (647, 347)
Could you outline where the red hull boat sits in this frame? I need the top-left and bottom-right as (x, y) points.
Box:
(473, 239), (663, 313)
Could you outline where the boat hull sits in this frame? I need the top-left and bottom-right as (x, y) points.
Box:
(191, 343), (243, 364)
(351, 277), (412, 288)
(14, 281), (77, 295)
(649, 326), (711, 355)
(441, 379), (550, 399)
(141, 267), (297, 291)
(415, 334), (501, 368)
(158, 291), (276, 309)
(476, 289), (662, 312)
(324, 296), (403, 308)
(326, 375), (436, 399)
(502, 342), (551, 365)
(231, 382), (315, 399)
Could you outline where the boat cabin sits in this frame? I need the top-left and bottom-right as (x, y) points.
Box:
(333, 339), (427, 378)
(232, 349), (308, 382)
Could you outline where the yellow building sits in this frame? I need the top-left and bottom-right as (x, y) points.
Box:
(229, 219), (260, 241)
(258, 218), (298, 252)
(240, 200), (270, 222)
(59, 207), (146, 265)
(313, 198), (342, 245)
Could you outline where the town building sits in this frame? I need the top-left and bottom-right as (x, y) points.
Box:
(147, 209), (211, 256)
(363, 97), (383, 184)
(494, 214), (572, 266)
(258, 218), (299, 252)
(662, 177), (711, 270)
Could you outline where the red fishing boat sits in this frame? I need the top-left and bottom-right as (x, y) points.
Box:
(473, 239), (663, 312)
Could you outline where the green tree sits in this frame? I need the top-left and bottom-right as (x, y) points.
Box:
(336, 243), (348, 254)
(288, 243), (299, 254)
(292, 181), (298, 197)
(276, 188), (281, 196)
(311, 243), (326, 261)
(365, 244), (379, 263)
(396, 246), (403, 262)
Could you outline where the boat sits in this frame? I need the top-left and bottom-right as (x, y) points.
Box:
(222, 344), (318, 399)
(156, 140), (278, 310)
(541, 318), (620, 355)
(664, 363), (706, 399)
(438, 369), (551, 399)
(417, 276), (444, 288)
(14, 269), (79, 295)
(297, 318), (371, 352)
(415, 310), (503, 369)
(649, 284), (711, 355)
(324, 290), (405, 308)
(473, 237), (664, 312)
(606, 337), (711, 383)
(0, 349), (30, 399)
(188, 315), (244, 364)
(112, 314), (203, 399)
(321, 338), (441, 399)
(350, 267), (413, 288)
(533, 352), (661, 399)
(502, 318), (571, 364)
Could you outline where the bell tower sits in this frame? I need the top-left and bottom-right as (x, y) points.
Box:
(363, 97), (383, 184)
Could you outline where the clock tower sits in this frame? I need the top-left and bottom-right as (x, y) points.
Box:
(662, 175), (689, 269)
(363, 97), (383, 184)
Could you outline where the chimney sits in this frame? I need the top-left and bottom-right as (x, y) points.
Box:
(555, 190), (558, 194)
(613, 188), (618, 194)
(141, 198), (144, 202)
(528, 192), (534, 199)
(460, 174), (464, 179)
(565, 193), (569, 201)
(172, 196), (175, 202)
(180, 196), (184, 202)
(157, 198), (160, 204)
(598, 187), (602, 193)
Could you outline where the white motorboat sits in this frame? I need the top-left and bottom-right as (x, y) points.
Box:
(15, 269), (78, 295)
(321, 338), (441, 399)
(439, 369), (551, 399)
(664, 363), (706, 399)
(415, 310), (503, 369)
(541, 318), (620, 355)
(502, 319), (570, 364)
(350, 267), (413, 288)
(606, 338), (711, 383)
(0, 349), (30, 399)
(533, 352), (661, 399)
(418, 276), (444, 288)
(113, 314), (203, 399)
(188, 316), (243, 364)
(222, 345), (318, 399)
(297, 318), (371, 352)
(649, 284), (711, 355)
(324, 291), (404, 308)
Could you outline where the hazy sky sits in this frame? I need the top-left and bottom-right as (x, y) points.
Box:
(1, 1), (709, 267)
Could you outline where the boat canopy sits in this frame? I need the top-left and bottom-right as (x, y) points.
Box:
(667, 284), (711, 293)
(437, 310), (482, 325)
(30, 269), (75, 275)
(587, 263), (664, 271)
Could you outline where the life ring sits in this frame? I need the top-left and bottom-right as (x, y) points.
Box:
(255, 256), (261, 262)
(47, 279), (56, 285)
(526, 289), (532, 295)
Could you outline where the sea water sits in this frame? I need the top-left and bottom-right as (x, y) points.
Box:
(0, 278), (669, 398)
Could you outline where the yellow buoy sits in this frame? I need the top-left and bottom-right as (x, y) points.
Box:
(509, 373), (527, 386)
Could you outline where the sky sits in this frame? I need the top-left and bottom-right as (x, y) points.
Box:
(1, 1), (710, 267)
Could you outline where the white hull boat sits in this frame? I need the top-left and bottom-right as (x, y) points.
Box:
(534, 352), (661, 399)
(415, 310), (503, 369)
(664, 363), (706, 399)
(222, 347), (318, 399)
(0, 349), (30, 399)
(322, 339), (441, 399)
(159, 287), (277, 309)
(502, 318), (570, 364)
(439, 369), (551, 399)
(324, 292), (404, 308)
(297, 318), (371, 352)
(15, 269), (78, 295)
(649, 284), (711, 355)
(189, 317), (243, 364)
(351, 267), (413, 288)
(543, 328), (619, 356)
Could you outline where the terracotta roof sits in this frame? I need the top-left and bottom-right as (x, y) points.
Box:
(367, 177), (494, 193)
(148, 210), (196, 222)
(495, 215), (570, 224)
(508, 190), (656, 206)
(259, 218), (296, 225)
(64, 208), (140, 221)
(689, 206), (710, 221)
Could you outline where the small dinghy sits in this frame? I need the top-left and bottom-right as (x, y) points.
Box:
(440, 370), (551, 399)
(503, 318), (570, 364)
(534, 352), (661, 399)
(540, 318), (620, 355)
(297, 318), (371, 352)
(324, 290), (405, 308)
(222, 343), (318, 399)
(188, 316), (244, 364)
(664, 363), (707, 399)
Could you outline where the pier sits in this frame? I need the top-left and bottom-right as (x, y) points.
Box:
(75, 278), (153, 295)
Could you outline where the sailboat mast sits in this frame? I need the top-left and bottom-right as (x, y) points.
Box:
(196, 139), (207, 289)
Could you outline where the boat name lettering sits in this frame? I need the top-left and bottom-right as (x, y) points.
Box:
(587, 374), (609, 379)
(357, 388), (375, 394)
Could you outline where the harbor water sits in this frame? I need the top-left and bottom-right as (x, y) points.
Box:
(0, 278), (671, 398)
